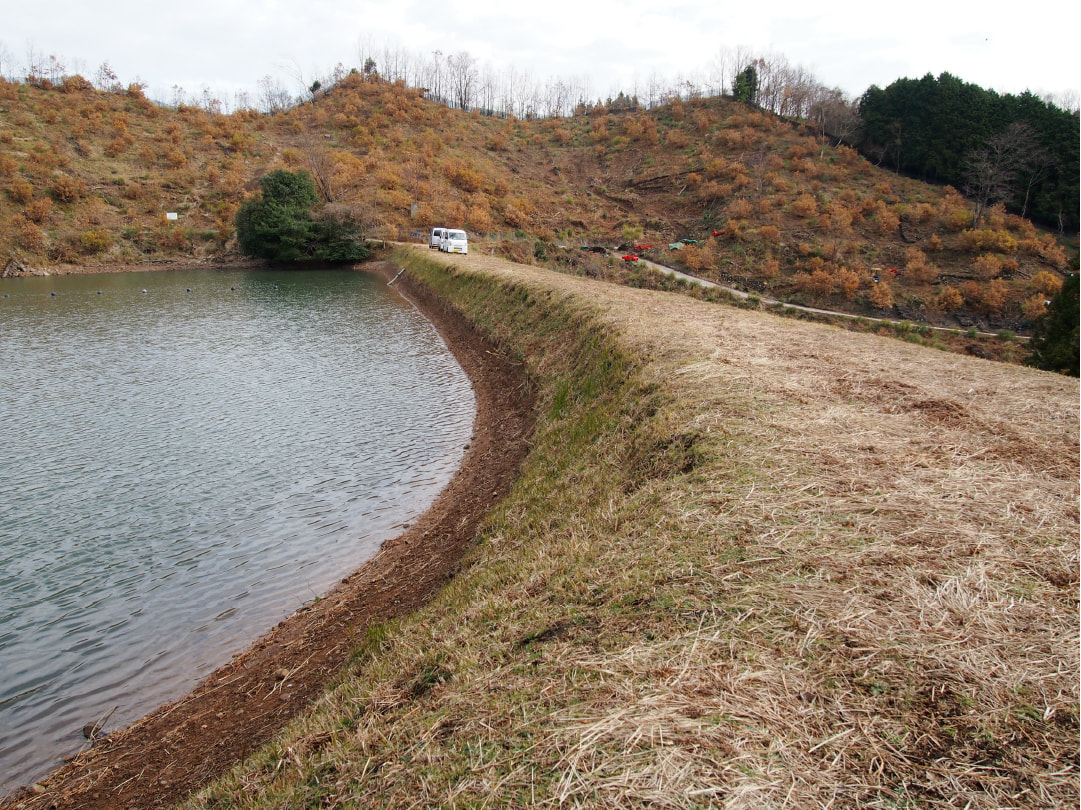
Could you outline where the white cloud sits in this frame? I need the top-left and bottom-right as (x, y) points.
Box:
(2, 0), (1076, 106)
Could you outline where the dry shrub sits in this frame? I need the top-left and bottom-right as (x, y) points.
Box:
(639, 118), (659, 144)
(375, 167), (403, 190)
(104, 135), (133, 158)
(928, 234), (943, 252)
(834, 267), (861, 299)
(704, 156), (729, 179)
(870, 200), (900, 235)
(589, 117), (609, 142)
(763, 171), (787, 191)
(681, 243), (712, 271)
(797, 158), (819, 178)
(502, 198), (535, 229)
(727, 198), (753, 219)
(15, 219), (44, 250)
(1009, 216), (1039, 239)
(932, 285), (964, 312)
(902, 247), (937, 285)
(665, 129), (689, 149)
(960, 229), (1017, 254)
(758, 198), (773, 215)
(835, 144), (860, 164)
(795, 268), (836, 297)
(790, 193), (817, 218)
(468, 206), (493, 234)
(941, 206), (973, 232)
(621, 117), (644, 140)
(1019, 234), (1068, 267)
(552, 127), (572, 145)
(786, 143), (809, 160)
(158, 225), (189, 250)
(446, 164), (485, 193)
(826, 203), (852, 232)
(719, 128), (743, 148)
(684, 172), (701, 188)
(49, 174), (87, 203)
(1022, 293), (1051, 320)
(1030, 270), (1063, 296)
(972, 253), (1004, 279)
(905, 260), (939, 285)
(8, 178), (34, 204)
(724, 219), (747, 241)
(697, 181), (730, 202)
(867, 277), (894, 308)
(25, 198), (52, 223)
(985, 203), (1007, 230)
(759, 225), (781, 243)
(79, 228), (112, 254)
(961, 279), (1008, 315)
(756, 256), (780, 278)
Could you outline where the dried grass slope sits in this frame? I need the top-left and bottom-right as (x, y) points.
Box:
(185, 249), (1078, 809)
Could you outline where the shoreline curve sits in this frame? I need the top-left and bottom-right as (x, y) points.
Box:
(3, 258), (536, 809)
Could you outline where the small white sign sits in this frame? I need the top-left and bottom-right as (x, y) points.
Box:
(165, 212), (179, 221)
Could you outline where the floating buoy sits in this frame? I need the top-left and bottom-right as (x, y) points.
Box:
(50, 291), (56, 296)
(96, 290), (102, 295)
(186, 287), (192, 292)
(141, 289), (147, 294)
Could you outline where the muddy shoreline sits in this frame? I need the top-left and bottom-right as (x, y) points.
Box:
(3, 258), (535, 809)
(2, 256), (267, 278)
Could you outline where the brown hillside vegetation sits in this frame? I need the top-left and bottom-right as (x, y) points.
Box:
(0, 73), (1075, 340)
(8, 249), (1076, 808)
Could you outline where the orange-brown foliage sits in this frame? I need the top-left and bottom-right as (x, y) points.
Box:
(49, 175), (87, 202)
(1030, 271), (1064, 296)
(790, 193), (817, 218)
(932, 286), (964, 312)
(8, 179), (34, 204)
(25, 198), (52, 223)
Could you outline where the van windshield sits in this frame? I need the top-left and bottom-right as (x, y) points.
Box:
(448, 231), (466, 239)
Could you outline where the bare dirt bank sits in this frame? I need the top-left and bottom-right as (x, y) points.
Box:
(2, 259), (535, 809)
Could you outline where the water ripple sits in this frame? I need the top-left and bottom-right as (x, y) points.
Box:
(0, 269), (474, 793)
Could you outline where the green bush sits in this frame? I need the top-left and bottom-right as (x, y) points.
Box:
(235, 169), (370, 262)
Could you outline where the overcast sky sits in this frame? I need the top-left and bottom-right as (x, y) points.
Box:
(2, 0), (1077, 109)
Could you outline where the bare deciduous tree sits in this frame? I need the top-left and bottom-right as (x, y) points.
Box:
(964, 122), (1037, 227)
(257, 74), (291, 114)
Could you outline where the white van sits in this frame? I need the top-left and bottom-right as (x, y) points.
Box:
(441, 229), (468, 255)
(429, 227), (446, 249)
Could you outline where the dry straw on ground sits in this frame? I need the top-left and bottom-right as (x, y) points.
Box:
(188, 250), (1076, 809)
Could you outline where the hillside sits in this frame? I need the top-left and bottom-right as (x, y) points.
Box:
(0, 73), (1076, 347)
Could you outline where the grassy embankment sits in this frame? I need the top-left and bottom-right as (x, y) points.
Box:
(188, 250), (1078, 808)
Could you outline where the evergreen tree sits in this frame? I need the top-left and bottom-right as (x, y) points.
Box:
(857, 73), (1079, 231)
(733, 66), (758, 106)
(235, 170), (370, 262)
(1026, 272), (1079, 376)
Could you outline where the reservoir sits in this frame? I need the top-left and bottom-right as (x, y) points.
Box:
(0, 267), (475, 794)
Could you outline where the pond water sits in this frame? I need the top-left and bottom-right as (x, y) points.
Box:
(0, 267), (475, 794)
